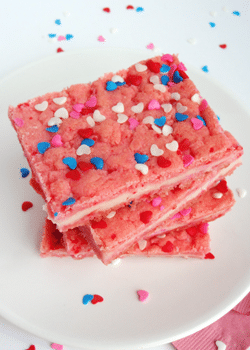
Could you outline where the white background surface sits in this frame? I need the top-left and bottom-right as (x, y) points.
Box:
(0, 0), (249, 349)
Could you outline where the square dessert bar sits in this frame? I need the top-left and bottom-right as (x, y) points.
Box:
(9, 54), (243, 232)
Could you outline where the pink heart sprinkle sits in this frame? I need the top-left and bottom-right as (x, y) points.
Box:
(168, 64), (177, 79)
(199, 99), (208, 112)
(128, 118), (139, 130)
(73, 103), (84, 112)
(51, 343), (63, 350)
(168, 82), (175, 87)
(180, 207), (192, 216)
(178, 62), (187, 71)
(191, 117), (203, 130)
(199, 222), (209, 234)
(58, 36), (66, 41)
(148, 99), (161, 110)
(161, 54), (173, 62)
(85, 96), (97, 108)
(183, 154), (194, 167)
(70, 111), (80, 119)
(51, 134), (63, 147)
(98, 35), (106, 42)
(137, 290), (149, 302)
(171, 212), (182, 220)
(160, 205), (165, 210)
(146, 43), (154, 50)
(152, 197), (162, 207)
(14, 118), (24, 127)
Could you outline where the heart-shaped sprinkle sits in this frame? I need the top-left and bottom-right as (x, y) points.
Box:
(183, 154), (194, 167)
(171, 93), (181, 101)
(150, 144), (164, 156)
(86, 116), (95, 127)
(219, 44), (227, 49)
(78, 128), (93, 138)
(176, 103), (188, 113)
(173, 71), (183, 84)
(63, 157), (77, 170)
(126, 74), (142, 86)
(48, 116), (62, 126)
(54, 107), (68, 119)
(178, 62), (187, 71)
(37, 142), (50, 154)
(152, 197), (162, 207)
(199, 222), (209, 234)
(212, 192), (223, 199)
(180, 207), (192, 216)
(93, 110), (106, 122)
(142, 116), (154, 124)
(26, 346), (36, 350)
(186, 227), (197, 237)
(148, 99), (160, 110)
(58, 35), (66, 41)
(154, 84), (166, 92)
(162, 241), (174, 253)
(53, 97), (67, 105)
(106, 211), (116, 219)
(35, 101), (48, 111)
(66, 169), (81, 181)
(202, 65), (209, 73)
(205, 252), (215, 259)
(166, 140), (178, 152)
(154, 116), (166, 127)
(14, 118), (24, 128)
(146, 43), (154, 50)
(162, 124), (173, 136)
(135, 163), (148, 175)
(98, 35), (106, 42)
(70, 111), (80, 119)
(85, 96), (97, 107)
(126, 5), (134, 9)
(62, 197), (76, 206)
(112, 102), (124, 113)
(134, 153), (149, 164)
(51, 344), (63, 350)
(171, 212), (182, 220)
(51, 134), (63, 147)
(187, 38), (197, 45)
(140, 211), (153, 224)
(197, 115), (206, 126)
(157, 156), (171, 168)
(179, 138), (190, 151)
(131, 102), (144, 113)
(91, 157), (104, 170)
(199, 99), (208, 112)
(161, 103), (172, 113)
(160, 64), (170, 73)
(161, 75), (169, 85)
(22, 201), (33, 211)
(81, 138), (95, 147)
(149, 75), (160, 84)
(91, 219), (107, 229)
(191, 93), (202, 104)
(161, 54), (173, 62)
(152, 124), (162, 134)
(66, 34), (73, 41)
(20, 167), (30, 178)
(236, 188), (247, 198)
(191, 117), (204, 130)
(129, 118), (139, 130)
(137, 290), (149, 302)
(82, 294), (94, 305)
(175, 113), (188, 122)
(209, 22), (216, 27)
(215, 179), (228, 193)
(76, 144), (91, 156)
(111, 75), (124, 83)
(146, 59), (161, 73)
(135, 63), (147, 72)
(57, 48), (64, 54)
(78, 161), (93, 171)
(46, 125), (59, 133)
(103, 7), (110, 12)
(106, 81), (117, 91)
(215, 340), (227, 350)
(117, 114), (128, 123)
(138, 240), (147, 251)
(91, 294), (104, 304)
(73, 103), (84, 112)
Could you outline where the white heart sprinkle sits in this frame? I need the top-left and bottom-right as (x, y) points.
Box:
(150, 144), (164, 157)
(142, 116), (154, 124)
(135, 63), (147, 72)
(152, 124), (162, 134)
(171, 93), (181, 101)
(110, 27), (118, 34)
(54, 107), (69, 119)
(138, 239), (147, 251)
(161, 103), (172, 113)
(111, 75), (124, 83)
(149, 75), (160, 85)
(153, 47), (162, 53)
(48, 116), (63, 126)
(135, 163), (148, 175)
(112, 102), (124, 113)
(131, 102), (144, 113)
(53, 97), (67, 105)
(187, 38), (197, 45)
(176, 102), (188, 113)
(76, 144), (91, 156)
(191, 93), (202, 104)
(93, 110), (106, 122)
(157, 234), (166, 239)
(111, 258), (121, 266)
(236, 188), (247, 198)
(210, 11), (218, 17)
(86, 116), (95, 127)
(154, 84), (166, 92)
(215, 340), (227, 350)
(117, 114), (128, 123)
(35, 101), (48, 111)
(162, 124), (173, 136)
(166, 140), (179, 152)
(107, 211), (116, 219)
(212, 192), (223, 199)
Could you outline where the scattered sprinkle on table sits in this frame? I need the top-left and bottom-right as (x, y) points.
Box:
(232, 11), (241, 16)
(136, 7), (144, 12)
(26, 346), (36, 350)
(210, 11), (217, 17)
(20, 167), (30, 178)
(63, 11), (70, 17)
(126, 5), (134, 10)
(110, 27), (118, 33)
(98, 35), (106, 42)
(103, 7), (110, 13)
(48, 33), (56, 38)
(22, 201), (33, 211)
(51, 343), (63, 350)
(82, 294), (104, 304)
(65, 34), (73, 40)
(146, 43), (154, 50)
(57, 47), (64, 53)
(209, 22), (216, 27)
(55, 19), (61, 25)
(219, 44), (227, 49)
(215, 340), (227, 350)
(202, 65), (209, 73)
(187, 38), (197, 45)
(236, 188), (247, 198)
(137, 290), (149, 302)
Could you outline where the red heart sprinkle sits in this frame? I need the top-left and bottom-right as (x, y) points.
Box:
(198, 222), (209, 234)
(91, 294), (104, 304)
(111, 234), (116, 240)
(215, 179), (228, 193)
(78, 162), (94, 172)
(205, 252), (215, 259)
(78, 128), (93, 138)
(81, 107), (95, 115)
(146, 59), (161, 73)
(57, 48), (64, 53)
(66, 169), (81, 181)
(125, 74), (142, 86)
(161, 241), (174, 253)
(219, 44), (227, 49)
(126, 5), (134, 9)
(22, 201), (33, 211)
(178, 138), (190, 152)
(103, 7), (110, 12)
(186, 226), (198, 237)
(140, 211), (153, 224)
(26, 346), (36, 350)
(157, 156), (171, 168)
(91, 220), (107, 229)
(178, 70), (189, 79)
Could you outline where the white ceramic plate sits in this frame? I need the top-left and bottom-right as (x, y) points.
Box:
(0, 48), (249, 350)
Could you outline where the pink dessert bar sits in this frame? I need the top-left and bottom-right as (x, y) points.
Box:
(8, 54), (243, 233)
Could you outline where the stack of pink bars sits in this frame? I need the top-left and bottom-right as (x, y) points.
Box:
(8, 54), (243, 264)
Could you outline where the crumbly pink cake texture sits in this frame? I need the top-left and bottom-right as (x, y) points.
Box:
(8, 54), (243, 232)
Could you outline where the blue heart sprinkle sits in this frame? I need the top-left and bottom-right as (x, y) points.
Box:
(134, 153), (149, 164)
(106, 81), (117, 91)
(48, 33), (56, 38)
(82, 294), (94, 305)
(54, 212), (58, 217)
(46, 125), (59, 133)
(55, 19), (61, 25)
(160, 64), (170, 73)
(20, 167), (30, 178)
(202, 65), (209, 73)
(175, 113), (189, 122)
(217, 115), (220, 121)
(173, 71), (183, 84)
(115, 81), (126, 86)
(63, 157), (77, 170)
(197, 115), (206, 126)
(90, 157), (104, 170)
(161, 75), (169, 85)
(232, 11), (240, 16)
(209, 22), (216, 27)
(65, 34), (74, 40)
(37, 142), (50, 154)
(136, 7), (144, 12)
(62, 197), (76, 206)
(154, 116), (166, 127)
(81, 138), (95, 147)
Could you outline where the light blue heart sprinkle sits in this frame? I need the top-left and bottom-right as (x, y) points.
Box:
(20, 168), (30, 178)
(134, 153), (149, 164)
(116, 81), (126, 86)
(106, 81), (117, 91)
(217, 115), (220, 121)
(175, 113), (189, 122)
(173, 71), (183, 84)
(54, 212), (58, 217)
(154, 116), (166, 127)
(82, 294), (94, 305)
(136, 7), (144, 12)
(37, 142), (50, 154)
(90, 157), (104, 170)
(160, 64), (170, 73)
(63, 157), (77, 170)
(209, 22), (216, 27)
(48, 33), (56, 38)
(202, 65), (209, 73)
(81, 138), (95, 147)
(65, 34), (73, 40)
(55, 19), (61, 25)
(232, 11), (240, 16)
(62, 197), (76, 206)
(161, 75), (169, 85)
(197, 115), (206, 126)
(46, 125), (59, 133)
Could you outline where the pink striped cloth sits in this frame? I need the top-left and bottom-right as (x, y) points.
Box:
(172, 292), (250, 350)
